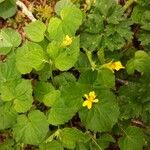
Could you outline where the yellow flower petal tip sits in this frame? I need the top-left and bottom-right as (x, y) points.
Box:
(103, 61), (125, 72)
(63, 35), (73, 46)
(82, 91), (99, 109)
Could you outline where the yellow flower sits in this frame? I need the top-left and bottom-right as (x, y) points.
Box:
(63, 35), (73, 46)
(103, 61), (125, 72)
(82, 91), (99, 109)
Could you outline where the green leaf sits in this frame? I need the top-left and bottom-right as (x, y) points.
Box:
(119, 126), (145, 150)
(0, 28), (21, 55)
(0, 102), (17, 130)
(97, 134), (115, 150)
(0, 55), (21, 83)
(34, 81), (60, 107)
(55, 37), (80, 71)
(76, 142), (89, 150)
(13, 80), (33, 113)
(96, 68), (115, 88)
(94, 0), (115, 17)
(47, 37), (80, 71)
(0, 0), (5, 3)
(55, 0), (74, 15)
(54, 72), (76, 88)
(43, 90), (61, 107)
(16, 42), (47, 74)
(24, 20), (46, 42)
(37, 63), (52, 81)
(139, 30), (150, 49)
(47, 41), (61, 60)
(47, 17), (64, 40)
(75, 52), (90, 71)
(13, 110), (49, 145)
(48, 7), (82, 39)
(78, 70), (98, 84)
(48, 83), (87, 125)
(34, 81), (55, 102)
(60, 128), (89, 149)
(80, 33), (102, 51)
(118, 80), (150, 122)
(61, 7), (82, 35)
(0, 0), (17, 19)
(132, 6), (145, 24)
(126, 51), (150, 74)
(0, 79), (33, 113)
(39, 140), (63, 150)
(81, 0), (132, 51)
(79, 88), (119, 132)
(0, 139), (14, 150)
(1, 28), (21, 47)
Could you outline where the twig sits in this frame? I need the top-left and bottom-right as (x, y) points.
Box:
(116, 78), (129, 85)
(131, 119), (146, 128)
(16, 0), (36, 21)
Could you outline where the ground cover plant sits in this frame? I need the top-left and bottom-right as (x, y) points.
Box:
(0, 0), (150, 149)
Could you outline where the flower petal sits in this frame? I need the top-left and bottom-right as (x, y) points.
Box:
(84, 94), (88, 99)
(113, 61), (125, 71)
(93, 99), (99, 103)
(89, 91), (96, 99)
(87, 101), (92, 109)
(82, 100), (89, 107)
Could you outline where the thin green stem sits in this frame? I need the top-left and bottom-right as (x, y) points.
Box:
(117, 123), (128, 136)
(123, 0), (136, 12)
(84, 49), (96, 70)
(90, 135), (103, 150)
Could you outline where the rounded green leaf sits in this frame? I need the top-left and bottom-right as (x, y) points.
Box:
(13, 79), (33, 113)
(61, 7), (83, 35)
(48, 83), (87, 125)
(47, 37), (80, 71)
(0, 102), (17, 130)
(55, 0), (74, 15)
(47, 17), (64, 40)
(0, 55), (21, 83)
(34, 81), (60, 107)
(39, 140), (63, 150)
(0, 28), (21, 55)
(24, 20), (46, 42)
(54, 72), (76, 88)
(0, 0), (5, 3)
(79, 88), (119, 132)
(47, 6), (82, 40)
(16, 42), (47, 74)
(119, 126), (145, 150)
(55, 37), (80, 71)
(34, 81), (55, 102)
(0, 0), (17, 19)
(60, 128), (89, 149)
(0, 79), (33, 113)
(97, 134), (115, 150)
(127, 51), (150, 74)
(13, 110), (49, 145)
(96, 68), (115, 88)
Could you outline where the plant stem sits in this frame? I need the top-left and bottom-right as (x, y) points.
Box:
(84, 49), (96, 70)
(90, 135), (103, 150)
(123, 0), (136, 12)
(117, 123), (128, 136)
